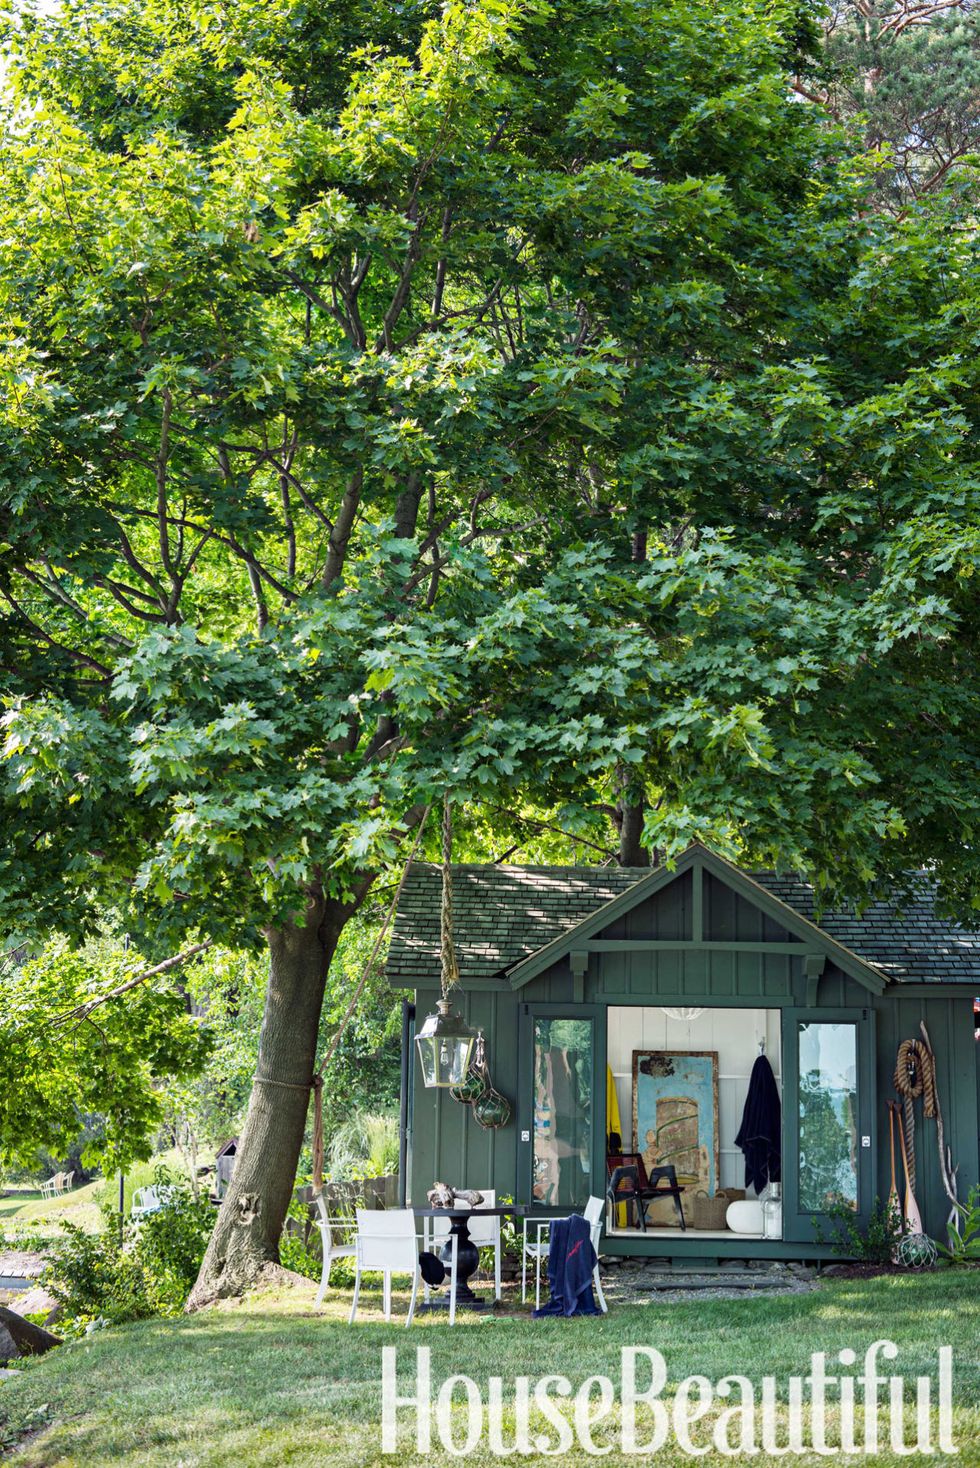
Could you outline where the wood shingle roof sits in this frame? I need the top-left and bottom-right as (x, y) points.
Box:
(386, 861), (980, 989)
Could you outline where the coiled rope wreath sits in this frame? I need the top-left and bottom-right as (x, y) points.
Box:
(892, 1037), (937, 1192)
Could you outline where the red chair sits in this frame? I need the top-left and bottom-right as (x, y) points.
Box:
(606, 1152), (687, 1231)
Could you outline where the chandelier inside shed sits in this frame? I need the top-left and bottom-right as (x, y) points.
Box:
(659, 1006), (706, 1022)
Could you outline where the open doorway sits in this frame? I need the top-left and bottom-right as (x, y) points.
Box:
(606, 1006), (782, 1239)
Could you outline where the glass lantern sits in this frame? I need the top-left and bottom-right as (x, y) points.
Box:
(415, 998), (476, 1088)
(762, 1182), (783, 1241)
(474, 1087), (512, 1130)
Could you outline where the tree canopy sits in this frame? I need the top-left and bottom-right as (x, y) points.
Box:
(1, 0), (979, 1292)
(0, 936), (211, 1170)
(805, 1), (980, 206)
(1, 0), (978, 939)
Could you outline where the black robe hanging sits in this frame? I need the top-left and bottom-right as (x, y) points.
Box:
(734, 1054), (782, 1193)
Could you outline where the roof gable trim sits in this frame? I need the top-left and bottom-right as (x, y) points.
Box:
(507, 845), (887, 995)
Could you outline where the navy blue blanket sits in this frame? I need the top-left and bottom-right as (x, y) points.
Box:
(734, 1053), (782, 1193)
(532, 1214), (600, 1318)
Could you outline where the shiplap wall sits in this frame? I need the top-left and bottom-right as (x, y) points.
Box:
(606, 1005), (782, 1195)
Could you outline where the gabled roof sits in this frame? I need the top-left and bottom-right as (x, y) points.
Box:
(386, 847), (980, 992)
(505, 846), (888, 993)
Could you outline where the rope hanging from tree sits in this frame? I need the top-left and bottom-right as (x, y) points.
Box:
(893, 1037), (938, 1192)
(439, 791), (460, 995)
(295, 804), (432, 1196)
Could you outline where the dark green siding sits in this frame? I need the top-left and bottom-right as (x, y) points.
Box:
(408, 985), (520, 1203)
(704, 871), (793, 942)
(602, 868), (693, 940)
(871, 990), (978, 1239)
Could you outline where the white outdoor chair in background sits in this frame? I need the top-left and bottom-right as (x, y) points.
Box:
(521, 1194), (607, 1313)
(349, 1208), (456, 1327)
(131, 1184), (178, 1221)
(312, 1194), (356, 1307)
(39, 1173), (64, 1200)
(423, 1188), (501, 1301)
(130, 1185), (161, 1220)
(63, 1171), (75, 1192)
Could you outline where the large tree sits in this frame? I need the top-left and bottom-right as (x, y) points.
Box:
(2, 0), (979, 1303)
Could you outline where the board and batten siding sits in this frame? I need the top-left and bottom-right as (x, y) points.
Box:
(408, 985), (520, 1205)
(870, 989), (979, 1241)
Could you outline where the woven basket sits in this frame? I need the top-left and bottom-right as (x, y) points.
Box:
(692, 1188), (744, 1230)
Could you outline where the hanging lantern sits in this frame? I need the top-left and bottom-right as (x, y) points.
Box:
(415, 795), (476, 1088)
(660, 1006), (706, 1022)
(416, 999), (477, 1088)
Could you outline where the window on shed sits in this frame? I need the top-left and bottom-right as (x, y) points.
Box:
(533, 1017), (593, 1207)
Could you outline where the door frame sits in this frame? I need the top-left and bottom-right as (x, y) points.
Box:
(518, 1002), (606, 1210)
(781, 1006), (876, 1242)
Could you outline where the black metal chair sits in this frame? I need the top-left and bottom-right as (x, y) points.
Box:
(606, 1152), (686, 1231)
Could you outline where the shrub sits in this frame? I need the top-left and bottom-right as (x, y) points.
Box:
(44, 1169), (213, 1325)
(43, 1220), (157, 1326)
(326, 1111), (398, 1181)
(814, 1196), (904, 1264)
(131, 1174), (214, 1310)
(939, 1186), (980, 1264)
(279, 1194), (355, 1287)
(278, 1226), (324, 1284)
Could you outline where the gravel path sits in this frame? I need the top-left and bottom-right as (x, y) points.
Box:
(601, 1259), (819, 1304)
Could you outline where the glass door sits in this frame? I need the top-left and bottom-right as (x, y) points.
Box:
(781, 1008), (875, 1242)
(518, 1004), (605, 1209)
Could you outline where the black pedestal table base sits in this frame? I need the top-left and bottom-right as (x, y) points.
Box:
(418, 1211), (491, 1312)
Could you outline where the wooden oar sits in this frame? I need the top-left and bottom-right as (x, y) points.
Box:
(895, 1101), (923, 1235)
(887, 1103), (902, 1259)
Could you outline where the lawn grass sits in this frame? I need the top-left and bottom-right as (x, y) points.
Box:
(0, 1192), (42, 1223)
(0, 1183), (103, 1237)
(0, 1154), (193, 1242)
(1, 1270), (977, 1466)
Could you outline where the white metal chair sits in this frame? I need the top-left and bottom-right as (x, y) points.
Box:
(63, 1171), (75, 1192)
(39, 1173), (64, 1200)
(131, 1184), (178, 1220)
(521, 1195), (607, 1313)
(423, 1189), (502, 1301)
(349, 1208), (458, 1327)
(131, 1185), (161, 1219)
(312, 1194), (356, 1307)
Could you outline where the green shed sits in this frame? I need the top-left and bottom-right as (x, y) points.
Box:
(389, 844), (980, 1261)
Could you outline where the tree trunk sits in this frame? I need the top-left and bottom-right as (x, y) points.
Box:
(187, 896), (345, 1308)
(617, 799), (649, 867)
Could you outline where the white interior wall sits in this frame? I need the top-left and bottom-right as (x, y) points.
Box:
(606, 1006), (782, 1196)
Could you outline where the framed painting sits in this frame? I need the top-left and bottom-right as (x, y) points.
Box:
(632, 1050), (720, 1226)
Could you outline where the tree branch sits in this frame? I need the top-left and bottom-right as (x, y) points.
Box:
(48, 942), (214, 1030)
(0, 587), (114, 676)
(321, 469), (363, 589)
